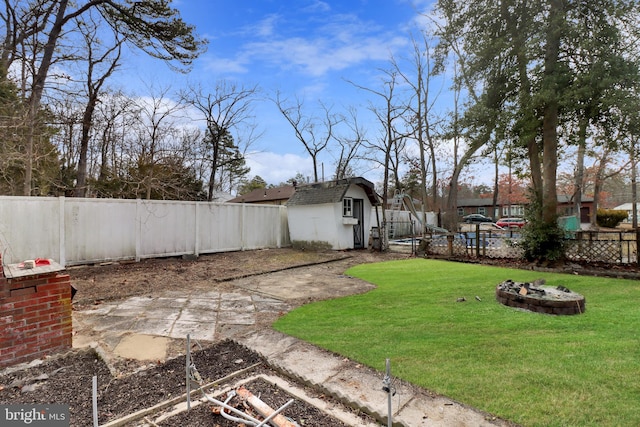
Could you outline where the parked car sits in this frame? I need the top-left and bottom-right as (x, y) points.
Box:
(496, 217), (527, 229)
(463, 213), (493, 223)
(460, 222), (505, 232)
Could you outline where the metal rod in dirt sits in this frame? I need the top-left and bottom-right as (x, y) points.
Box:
(386, 358), (392, 427)
(186, 334), (191, 410)
(93, 375), (98, 427)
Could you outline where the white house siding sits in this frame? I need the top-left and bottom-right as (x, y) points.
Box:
(287, 204), (338, 248)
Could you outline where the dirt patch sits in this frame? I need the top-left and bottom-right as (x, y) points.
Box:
(2, 249), (408, 426)
(69, 248), (361, 307)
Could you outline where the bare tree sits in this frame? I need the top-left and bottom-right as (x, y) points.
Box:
(131, 85), (185, 199)
(393, 33), (442, 224)
(274, 93), (341, 182)
(92, 90), (140, 195)
(331, 106), (367, 180)
(347, 70), (409, 222)
(73, 12), (123, 197)
(181, 81), (259, 200)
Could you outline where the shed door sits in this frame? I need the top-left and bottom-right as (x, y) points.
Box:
(580, 206), (590, 223)
(353, 199), (365, 249)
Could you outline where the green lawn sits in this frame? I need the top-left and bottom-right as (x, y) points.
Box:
(273, 259), (640, 427)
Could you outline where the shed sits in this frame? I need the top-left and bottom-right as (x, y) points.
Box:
(286, 177), (380, 250)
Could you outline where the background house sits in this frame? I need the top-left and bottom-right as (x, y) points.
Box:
(456, 198), (505, 220)
(557, 195), (594, 223)
(457, 195), (594, 224)
(286, 177), (380, 250)
(228, 185), (295, 205)
(613, 203), (640, 224)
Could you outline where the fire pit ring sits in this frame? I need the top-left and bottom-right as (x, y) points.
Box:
(496, 279), (585, 315)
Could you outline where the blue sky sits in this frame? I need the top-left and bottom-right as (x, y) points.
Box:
(113, 0), (434, 186)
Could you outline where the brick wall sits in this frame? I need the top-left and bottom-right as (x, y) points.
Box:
(0, 256), (73, 368)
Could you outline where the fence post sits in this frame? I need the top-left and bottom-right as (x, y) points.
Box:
(135, 199), (142, 262)
(194, 202), (200, 257)
(58, 196), (66, 267)
(619, 231), (623, 264)
(241, 203), (246, 251)
(636, 230), (640, 266)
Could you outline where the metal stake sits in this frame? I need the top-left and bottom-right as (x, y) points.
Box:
(92, 375), (98, 427)
(383, 358), (393, 427)
(186, 334), (191, 410)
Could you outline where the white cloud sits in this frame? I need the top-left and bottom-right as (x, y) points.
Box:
(203, 55), (249, 75)
(303, 1), (331, 13)
(252, 14), (280, 37)
(243, 32), (406, 77)
(245, 151), (315, 185)
(213, 11), (408, 78)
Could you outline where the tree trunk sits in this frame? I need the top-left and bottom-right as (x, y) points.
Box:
(24, 0), (69, 195)
(492, 146), (499, 220)
(74, 101), (96, 197)
(540, 0), (564, 223)
(632, 138), (638, 229)
(573, 117), (588, 220)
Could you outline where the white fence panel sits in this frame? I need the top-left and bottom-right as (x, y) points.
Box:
(0, 197), (290, 266)
(197, 203), (244, 253)
(241, 204), (283, 249)
(137, 200), (197, 258)
(0, 196), (62, 264)
(65, 198), (137, 264)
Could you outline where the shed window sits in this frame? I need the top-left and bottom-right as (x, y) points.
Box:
(343, 198), (353, 217)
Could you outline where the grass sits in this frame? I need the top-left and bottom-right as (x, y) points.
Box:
(273, 259), (640, 427)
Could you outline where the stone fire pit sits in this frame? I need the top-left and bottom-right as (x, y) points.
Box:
(496, 279), (585, 315)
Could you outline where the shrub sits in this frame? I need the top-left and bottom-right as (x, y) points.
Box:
(518, 192), (566, 263)
(520, 219), (566, 263)
(596, 209), (628, 228)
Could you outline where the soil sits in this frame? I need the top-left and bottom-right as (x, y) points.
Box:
(0, 340), (369, 426)
(1, 248), (408, 426)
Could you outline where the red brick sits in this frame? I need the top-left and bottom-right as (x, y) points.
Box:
(0, 302), (15, 310)
(9, 287), (36, 297)
(32, 295), (60, 305)
(13, 298), (44, 309)
(10, 277), (48, 289)
(0, 270), (72, 368)
(24, 302), (49, 313)
(37, 319), (61, 329)
(30, 314), (55, 324)
(46, 274), (71, 284)
(36, 282), (67, 293)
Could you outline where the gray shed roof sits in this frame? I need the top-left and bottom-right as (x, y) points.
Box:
(286, 177), (380, 206)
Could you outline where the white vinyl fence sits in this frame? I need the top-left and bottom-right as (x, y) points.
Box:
(0, 197), (289, 266)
